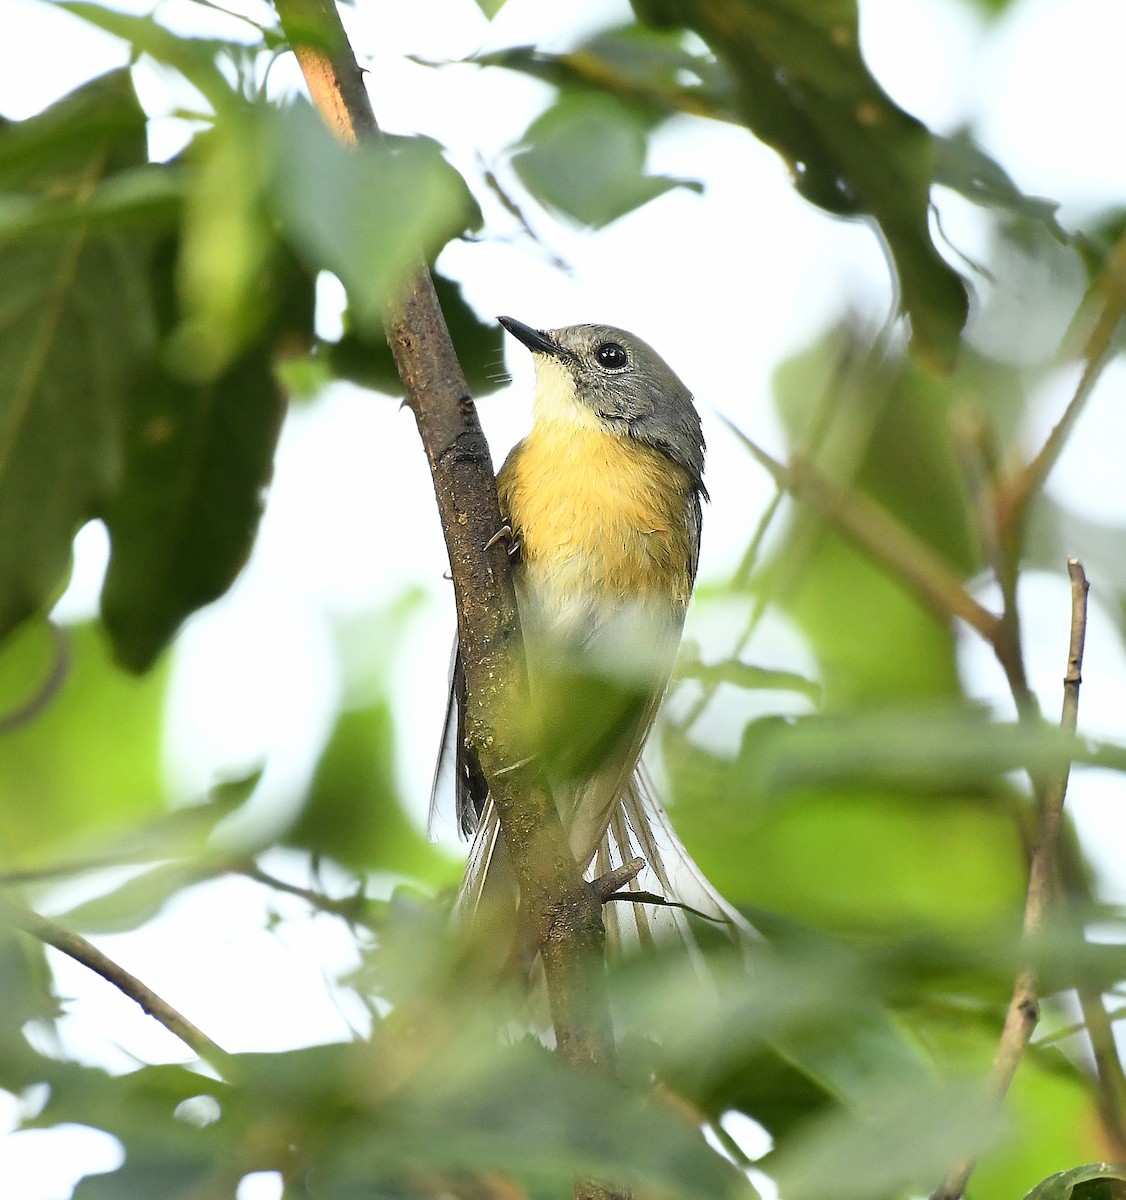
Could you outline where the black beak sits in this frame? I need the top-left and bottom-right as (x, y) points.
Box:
(498, 315), (560, 356)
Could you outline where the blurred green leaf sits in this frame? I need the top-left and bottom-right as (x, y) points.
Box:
(0, 70), (155, 645)
(935, 132), (1069, 243)
(979, 1072), (1111, 1200)
(0, 166), (182, 238)
(676, 643), (822, 702)
(671, 736), (1025, 932)
(56, 4), (242, 112)
(44, 1037), (746, 1199)
(287, 600), (457, 885)
(632, 0), (968, 368)
(1024, 1164), (1126, 1200)
(514, 92), (701, 228)
(473, 0), (509, 17)
(169, 113), (280, 379)
(100, 339), (286, 672)
(0, 622), (167, 867)
(288, 700), (454, 884)
(58, 858), (226, 934)
(270, 104), (479, 334)
(478, 24), (735, 121)
(769, 1078), (1004, 1200)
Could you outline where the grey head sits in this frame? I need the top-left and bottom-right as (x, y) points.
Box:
(499, 315), (707, 496)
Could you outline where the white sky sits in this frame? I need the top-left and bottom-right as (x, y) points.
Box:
(3, 0), (1126, 1196)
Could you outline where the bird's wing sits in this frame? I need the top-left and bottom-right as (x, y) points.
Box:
(428, 637), (488, 840)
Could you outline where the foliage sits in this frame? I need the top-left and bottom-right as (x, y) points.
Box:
(0, 0), (1125, 1198)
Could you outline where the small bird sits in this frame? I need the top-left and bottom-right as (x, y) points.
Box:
(433, 316), (748, 962)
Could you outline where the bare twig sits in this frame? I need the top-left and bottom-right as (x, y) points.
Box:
(1056, 788), (1126, 1151)
(931, 559), (1089, 1200)
(237, 861), (371, 923)
(1000, 233), (1126, 528)
(0, 894), (232, 1077)
(590, 857), (646, 901)
(272, 0), (620, 1141)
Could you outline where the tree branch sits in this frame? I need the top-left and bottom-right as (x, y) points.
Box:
(272, 0), (619, 1103)
(931, 559), (1090, 1200)
(0, 894), (232, 1077)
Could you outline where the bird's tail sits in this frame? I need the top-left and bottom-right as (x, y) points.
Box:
(454, 763), (756, 975)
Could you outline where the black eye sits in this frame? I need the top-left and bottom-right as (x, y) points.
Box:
(594, 342), (628, 370)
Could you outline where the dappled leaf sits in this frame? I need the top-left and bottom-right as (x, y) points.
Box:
(632, 0), (968, 368)
(513, 92), (700, 228)
(669, 724), (1025, 932)
(0, 71), (155, 645)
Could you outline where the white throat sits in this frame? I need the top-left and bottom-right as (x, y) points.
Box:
(532, 355), (604, 432)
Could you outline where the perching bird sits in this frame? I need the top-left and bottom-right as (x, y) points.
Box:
(432, 316), (750, 964)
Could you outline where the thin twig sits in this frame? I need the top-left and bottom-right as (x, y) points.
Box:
(0, 621), (70, 734)
(1000, 232), (1126, 528)
(931, 559), (1089, 1200)
(237, 861), (371, 923)
(590, 857), (645, 901)
(1055, 801), (1126, 1150)
(0, 894), (232, 1077)
(722, 416), (999, 641)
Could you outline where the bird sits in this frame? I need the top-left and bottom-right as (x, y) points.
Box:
(432, 315), (751, 967)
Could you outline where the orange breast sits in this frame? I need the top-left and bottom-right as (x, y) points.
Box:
(498, 422), (697, 621)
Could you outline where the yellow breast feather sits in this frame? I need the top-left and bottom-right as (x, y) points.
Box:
(498, 420), (697, 614)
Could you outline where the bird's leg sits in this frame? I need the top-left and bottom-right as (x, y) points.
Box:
(483, 522), (520, 557)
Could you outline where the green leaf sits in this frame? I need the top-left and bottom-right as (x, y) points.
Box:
(769, 1078), (1004, 1200)
(670, 733), (1026, 933)
(0, 166), (183, 239)
(59, 862), (216, 934)
(287, 600), (458, 885)
(935, 132), (1070, 242)
(168, 113), (280, 380)
(287, 700), (454, 883)
(1023, 1164), (1126, 1200)
(472, 0), (509, 16)
(269, 104), (479, 334)
(513, 92), (701, 228)
(100, 340), (286, 672)
(477, 25), (735, 121)
(0, 71), (155, 644)
(632, 0), (969, 369)
(0, 622), (167, 866)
